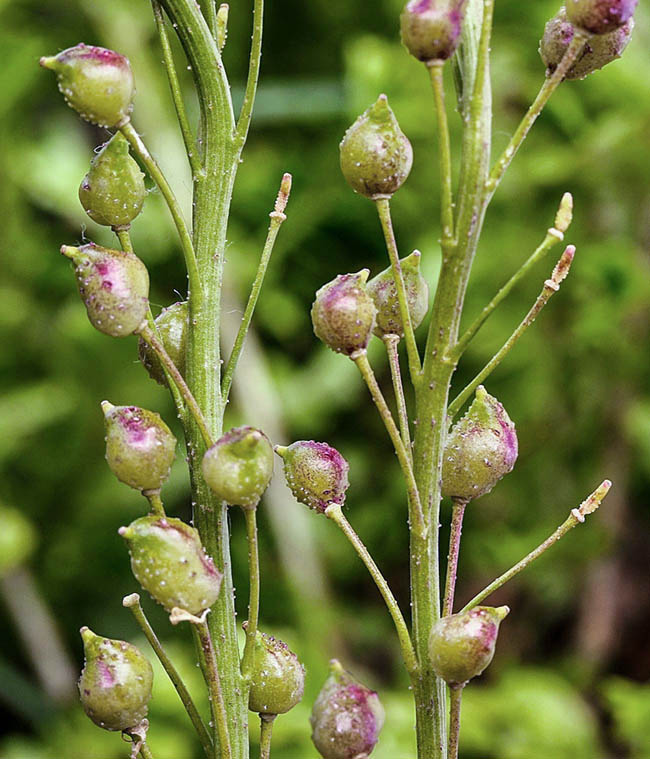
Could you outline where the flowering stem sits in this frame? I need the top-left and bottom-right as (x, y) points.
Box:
(222, 174), (292, 401)
(428, 61), (455, 245)
(442, 499), (467, 617)
(234, 0), (264, 149)
(352, 351), (426, 539)
(197, 619), (233, 759)
(448, 244), (575, 419)
(259, 714), (276, 759)
(325, 503), (418, 677)
(123, 594), (213, 757)
(241, 507), (261, 679)
(448, 684), (464, 759)
(383, 335), (413, 462)
(375, 198), (422, 383)
(460, 480), (611, 613)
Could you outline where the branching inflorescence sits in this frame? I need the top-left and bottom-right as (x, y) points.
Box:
(40, 0), (635, 756)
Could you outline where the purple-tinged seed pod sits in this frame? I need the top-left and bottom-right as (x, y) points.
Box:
(138, 301), (188, 386)
(340, 95), (413, 199)
(40, 43), (135, 128)
(442, 386), (518, 502)
(247, 629), (305, 715)
(310, 659), (385, 759)
(400, 0), (469, 63)
(78, 627), (153, 731)
(275, 441), (349, 513)
(311, 270), (377, 356)
(566, 0), (637, 35)
(428, 606), (509, 686)
(60, 242), (149, 338)
(540, 7), (634, 79)
(119, 515), (222, 615)
(102, 402), (176, 492)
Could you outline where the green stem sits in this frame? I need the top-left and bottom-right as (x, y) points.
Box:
(196, 620), (232, 759)
(139, 743), (155, 759)
(259, 714), (276, 759)
(234, 0), (264, 149)
(448, 244), (575, 419)
(123, 594), (213, 757)
(460, 480), (611, 613)
(353, 351), (426, 539)
(241, 507), (261, 678)
(442, 498), (467, 617)
(201, 0), (219, 39)
(485, 32), (589, 200)
(375, 198), (422, 383)
(115, 227), (134, 253)
(222, 174), (291, 401)
(216, 4), (229, 52)
(152, 0), (202, 178)
(428, 62), (455, 245)
(119, 120), (200, 294)
(383, 335), (413, 463)
(448, 684), (463, 759)
(325, 504), (418, 677)
(144, 491), (166, 516)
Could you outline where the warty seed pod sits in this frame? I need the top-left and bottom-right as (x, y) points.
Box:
(247, 630), (305, 715)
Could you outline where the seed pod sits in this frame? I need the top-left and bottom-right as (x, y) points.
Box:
(138, 301), (188, 386)
(40, 43), (135, 128)
(202, 427), (274, 509)
(119, 516), (222, 615)
(247, 630), (305, 715)
(311, 270), (377, 355)
(275, 441), (350, 513)
(367, 250), (429, 338)
(400, 0), (468, 63)
(60, 242), (149, 338)
(102, 402), (176, 492)
(442, 386), (518, 502)
(540, 8), (634, 79)
(340, 95), (413, 199)
(428, 606), (509, 686)
(310, 659), (385, 759)
(79, 132), (146, 228)
(565, 0), (637, 35)
(78, 627), (153, 731)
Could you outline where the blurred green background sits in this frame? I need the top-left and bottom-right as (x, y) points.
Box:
(1, 0), (649, 757)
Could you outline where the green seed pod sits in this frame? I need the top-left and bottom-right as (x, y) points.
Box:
(540, 8), (634, 79)
(367, 250), (429, 338)
(311, 270), (377, 355)
(310, 659), (385, 759)
(202, 427), (274, 509)
(102, 402), (176, 492)
(428, 606), (509, 686)
(275, 441), (350, 514)
(442, 386), (518, 502)
(40, 43), (135, 128)
(119, 516), (223, 615)
(60, 242), (149, 338)
(138, 301), (188, 386)
(400, 0), (468, 63)
(79, 132), (146, 228)
(340, 95), (413, 199)
(0, 505), (37, 578)
(247, 630), (305, 715)
(78, 627), (153, 731)
(566, 0), (637, 34)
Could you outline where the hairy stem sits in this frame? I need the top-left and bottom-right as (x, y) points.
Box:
(234, 0), (264, 148)
(259, 714), (276, 759)
(384, 335), (413, 462)
(448, 685), (463, 759)
(429, 62), (455, 245)
(241, 507), (261, 678)
(442, 499), (467, 617)
(197, 620), (232, 759)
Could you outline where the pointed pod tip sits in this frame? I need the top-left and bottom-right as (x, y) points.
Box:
(60, 244), (79, 260)
(80, 626), (98, 645)
(274, 445), (288, 458)
(356, 268), (370, 285)
(494, 605), (510, 622)
(39, 55), (56, 70)
(100, 400), (115, 417)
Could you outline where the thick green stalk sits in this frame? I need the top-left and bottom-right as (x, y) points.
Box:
(259, 715), (275, 759)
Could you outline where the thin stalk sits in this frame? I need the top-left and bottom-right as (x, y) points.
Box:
(460, 480), (611, 613)
(123, 594), (213, 757)
(375, 198), (422, 383)
(325, 504), (418, 677)
(145, 491), (166, 516)
(201, 0), (219, 39)
(352, 351), (426, 539)
(241, 507), (261, 678)
(115, 227), (134, 253)
(383, 335), (412, 462)
(448, 244), (575, 419)
(152, 0), (202, 178)
(222, 174), (291, 401)
(119, 120), (200, 294)
(137, 323), (214, 448)
(448, 685), (464, 759)
(485, 31), (590, 199)
(428, 62), (455, 245)
(259, 714), (276, 759)
(139, 743), (155, 759)
(197, 620), (232, 759)
(442, 498), (467, 617)
(234, 0), (264, 149)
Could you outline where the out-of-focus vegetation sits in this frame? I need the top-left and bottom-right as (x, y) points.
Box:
(1, 0), (649, 756)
